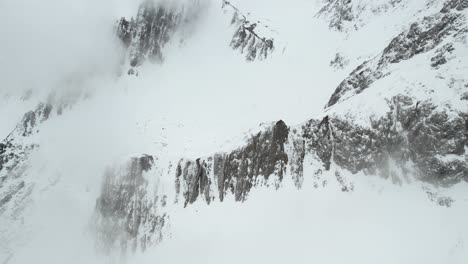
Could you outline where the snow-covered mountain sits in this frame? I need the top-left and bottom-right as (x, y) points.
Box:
(1, 0), (467, 263)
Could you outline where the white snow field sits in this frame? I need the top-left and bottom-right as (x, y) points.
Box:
(1, 0), (467, 263)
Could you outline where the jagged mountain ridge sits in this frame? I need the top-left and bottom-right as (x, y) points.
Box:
(93, 155), (169, 253)
(0, 103), (52, 214)
(326, 0), (468, 107)
(91, 0), (467, 254)
(223, 0), (276, 61)
(116, 1), (181, 70)
(94, 93), (465, 252)
(0, 0), (467, 262)
(116, 0), (278, 75)
(316, 0), (453, 32)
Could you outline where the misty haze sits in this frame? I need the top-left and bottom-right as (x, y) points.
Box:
(1, 0), (467, 263)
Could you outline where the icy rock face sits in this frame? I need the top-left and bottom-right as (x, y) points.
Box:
(116, 1), (182, 74)
(431, 43), (455, 68)
(316, 0), (406, 32)
(0, 103), (52, 214)
(93, 155), (168, 254)
(326, 2), (468, 107)
(88, 1), (467, 252)
(305, 96), (466, 186)
(173, 96), (465, 205)
(175, 120), (288, 204)
(223, 1), (275, 61)
(214, 120), (288, 201)
(92, 122), (290, 252)
(115, 0), (278, 73)
(441, 0), (468, 12)
(317, 0), (355, 31)
(93, 96), (465, 250)
(175, 158), (212, 206)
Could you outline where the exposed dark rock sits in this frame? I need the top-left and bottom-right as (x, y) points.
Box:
(115, 0), (277, 68)
(461, 91), (468, 100)
(230, 21), (274, 61)
(127, 68), (136, 76)
(441, 0), (468, 13)
(431, 43), (455, 68)
(330, 53), (349, 69)
(288, 128), (306, 188)
(311, 95), (466, 185)
(94, 154), (168, 253)
(175, 158), (211, 206)
(316, 0), (404, 32)
(0, 103), (52, 215)
(19, 103), (52, 137)
(223, 1), (275, 61)
(116, 17), (133, 47)
(177, 120), (289, 202)
(380, 13), (461, 65)
(116, 1), (181, 71)
(173, 96), (465, 206)
(218, 120), (288, 201)
(316, 0), (354, 32)
(326, 6), (467, 107)
(326, 61), (378, 108)
(0, 103), (52, 176)
(303, 116), (334, 171)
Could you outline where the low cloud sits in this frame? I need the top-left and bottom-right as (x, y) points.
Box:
(0, 0), (137, 98)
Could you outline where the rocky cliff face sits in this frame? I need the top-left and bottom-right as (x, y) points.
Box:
(116, 1), (183, 75)
(326, 1), (468, 107)
(116, 0), (279, 75)
(0, 103), (52, 214)
(86, 0), (467, 255)
(316, 0), (438, 32)
(0, 103), (55, 262)
(317, 0), (355, 31)
(176, 120), (289, 204)
(93, 155), (168, 253)
(173, 95), (465, 204)
(314, 96), (466, 186)
(223, 0), (276, 61)
(1, 0), (467, 259)
(95, 90), (465, 252)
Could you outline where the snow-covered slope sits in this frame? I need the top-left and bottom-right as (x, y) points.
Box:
(1, 0), (467, 263)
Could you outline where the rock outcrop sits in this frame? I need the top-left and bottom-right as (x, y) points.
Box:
(115, 0), (279, 74)
(176, 120), (289, 204)
(316, 0), (355, 32)
(311, 96), (466, 186)
(326, 3), (468, 107)
(330, 53), (349, 69)
(93, 155), (168, 253)
(173, 96), (465, 208)
(223, 1), (276, 61)
(175, 158), (212, 206)
(0, 103), (52, 213)
(92, 92), (466, 252)
(116, 1), (182, 74)
(316, 0), (406, 32)
(85, 2), (468, 256)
